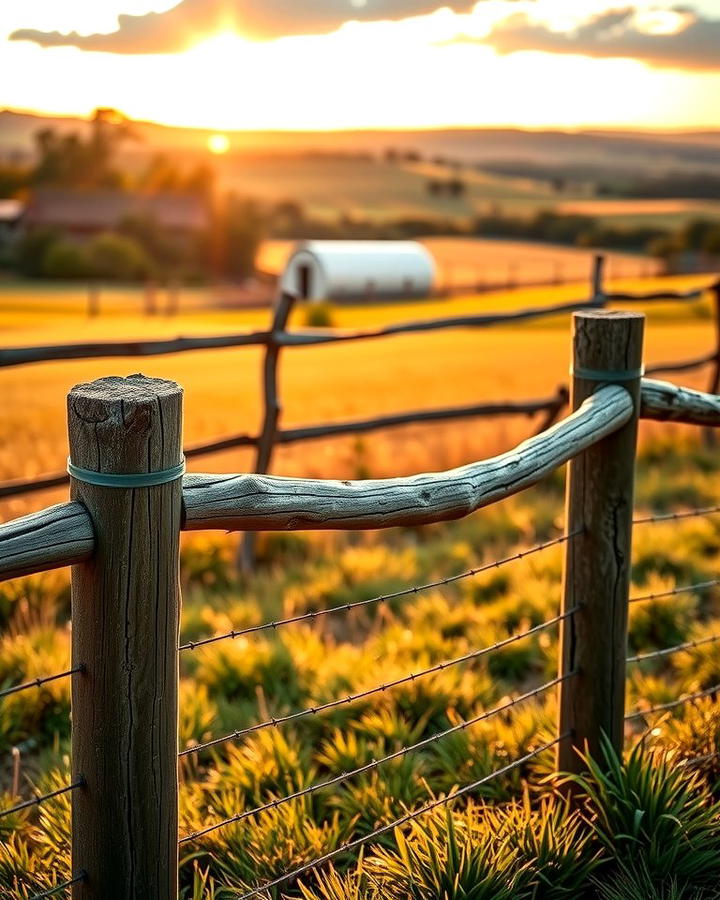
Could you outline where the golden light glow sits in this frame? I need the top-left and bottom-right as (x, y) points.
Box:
(1, 5), (719, 130)
(207, 133), (230, 154)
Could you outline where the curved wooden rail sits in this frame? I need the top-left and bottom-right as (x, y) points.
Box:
(182, 384), (633, 532)
(641, 378), (720, 426)
(2, 377), (720, 581)
(0, 502), (94, 581)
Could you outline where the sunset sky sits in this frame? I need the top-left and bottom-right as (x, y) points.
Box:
(1, 0), (719, 131)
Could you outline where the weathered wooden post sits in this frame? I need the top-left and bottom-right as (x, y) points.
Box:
(703, 280), (720, 448)
(557, 310), (644, 773)
(239, 292), (295, 572)
(591, 254), (606, 306)
(68, 374), (183, 899)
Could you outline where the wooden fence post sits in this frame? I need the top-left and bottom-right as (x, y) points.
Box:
(239, 292), (295, 572)
(557, 310), (644, 774)
(703, 280), (720, 448)
(68, 374), (183, 899)
(591, 254), (605, 306)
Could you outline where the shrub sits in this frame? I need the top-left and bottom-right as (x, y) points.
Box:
(561, 735), (720, 891)
(41, 239), (89, 279)
(304, 302), (336, 328)
(86, 232), (151, 281)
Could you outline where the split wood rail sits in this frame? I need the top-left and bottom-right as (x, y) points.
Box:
(1, 309), (720, 897)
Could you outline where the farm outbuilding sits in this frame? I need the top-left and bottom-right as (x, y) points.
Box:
(279, 240), (436, 302)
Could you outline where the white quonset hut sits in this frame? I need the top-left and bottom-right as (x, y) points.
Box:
(279, 240), (436, 303)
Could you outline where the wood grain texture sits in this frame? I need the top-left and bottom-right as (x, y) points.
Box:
(68, 374), (183, 900)
(182, 384), (633, 533)
(0, 502), (93, 582)
(558, 310), (644, 774)
(641, 378), (720, 426)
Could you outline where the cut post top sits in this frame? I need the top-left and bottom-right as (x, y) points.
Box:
(68, 374), (183, 476)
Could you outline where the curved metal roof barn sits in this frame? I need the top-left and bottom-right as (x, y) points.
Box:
(279, 241), (436, 302)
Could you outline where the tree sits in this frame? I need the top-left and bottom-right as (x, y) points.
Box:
(31, 108), (134, 188)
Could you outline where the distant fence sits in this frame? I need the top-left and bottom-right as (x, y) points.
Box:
(0, 310), (719, 897)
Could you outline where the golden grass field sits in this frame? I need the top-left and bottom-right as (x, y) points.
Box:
(0, 272), (716, 525)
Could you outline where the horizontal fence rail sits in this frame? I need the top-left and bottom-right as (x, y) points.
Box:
(1, 308), (720, 898)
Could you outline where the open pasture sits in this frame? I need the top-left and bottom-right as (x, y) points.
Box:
(216, 154), (720, 230)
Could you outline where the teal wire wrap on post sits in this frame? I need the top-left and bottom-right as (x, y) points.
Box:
(570, 365), (645, 383)
(67, 458), (186, 488)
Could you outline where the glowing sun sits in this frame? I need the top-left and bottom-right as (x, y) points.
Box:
(207, 133), (230, 154)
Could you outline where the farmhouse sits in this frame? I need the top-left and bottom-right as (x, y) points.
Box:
(23, 188), (210, 240)
(279, 240), (436, 302)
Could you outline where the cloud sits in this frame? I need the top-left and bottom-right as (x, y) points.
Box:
(10, 0), (491, 52)
(456, 5), (720, 71)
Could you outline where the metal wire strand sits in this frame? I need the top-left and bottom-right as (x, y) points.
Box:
(632, 505), (720, 526)
(626, 682), (720, 721)
(681, 750), (720, 767)
(629, 579), (720, 604)
(235, 735), (565, 900)
(180, 609), (576, 758)
(29, 873), (86, 900)
(0, 779), (83, 819)
(179, 531), (580, 652)
(0, 666), (82, 701)
(180, 672), (574, 844)
(627, 632), (720, 664)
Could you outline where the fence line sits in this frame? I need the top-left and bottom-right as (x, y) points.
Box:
(0, 779), (83, 820)
(0, 665), (82, 701)
(180, 609), (576, 758)
(632, 503), (720, 525)
(29, 874), (86, 900)
(625, 682), (720, 720)
(1, 309), (720, 896)
(629, 578), (720, 604)
(627, 632), (720, 664)
(178, 530), (578, 651)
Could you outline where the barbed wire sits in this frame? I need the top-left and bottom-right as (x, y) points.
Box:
(627, 632), (720, 664)
(626, 682), (720, 721)
(632, 504), (720, 526)
(179, 531), (580, 653)
(0, 666), (82, 701)
(234, 734), (565, 900)
(180, 672), (574, 844)
(0, 779), (83, 820)
(180, 608), (576, 758)
(29, 873), (86, 900)
(629, 579), (720, 605)
(679, 750), (720, 768)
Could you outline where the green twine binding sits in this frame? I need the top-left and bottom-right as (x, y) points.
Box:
(570, 365), (645, 383)
(67, 458), (186, 488)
